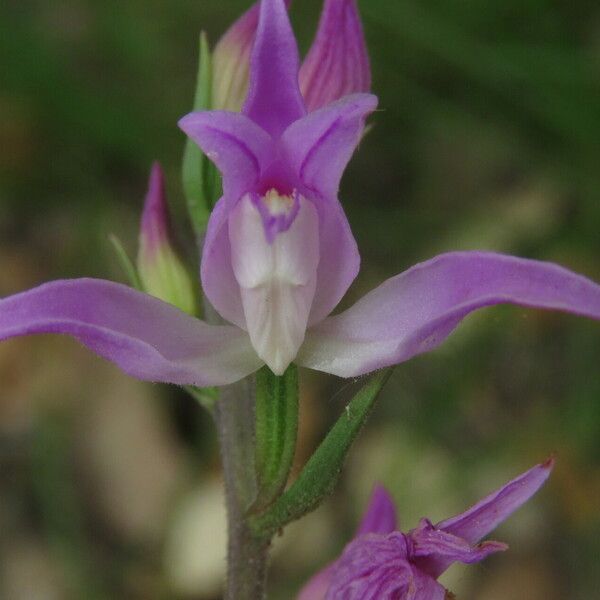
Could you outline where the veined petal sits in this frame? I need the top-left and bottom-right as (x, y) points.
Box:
(297, 487), (397, 600)
(411, 519), (506, 564)
(282, 93), (378, 199)
(300, 0), (371, 111)
(325, 533), (413, 600)
(243, 0), (306, 136)
(408, 569), (447, 600)
(415, 458), (554, 579)
(356, 485), (398, 535)
(0, 279), (262, 386)
(229, 193), (320, 374)
(178, 111), (273, 199)
(298, 251), (600, 377)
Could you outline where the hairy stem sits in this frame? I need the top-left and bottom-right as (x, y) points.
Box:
(214, 377), (271, 599)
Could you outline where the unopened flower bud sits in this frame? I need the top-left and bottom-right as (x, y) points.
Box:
(212, 4), (259, 111)
(138, 163), (197, 315)
(300, 0), (371, 111)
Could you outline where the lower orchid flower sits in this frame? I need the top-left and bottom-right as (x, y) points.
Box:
(1, 0), (600, 386)
(298, 459), (554, 600)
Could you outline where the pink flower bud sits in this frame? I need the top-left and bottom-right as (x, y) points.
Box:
(300, 0), (371, 111)
(138, 163), (197, 315)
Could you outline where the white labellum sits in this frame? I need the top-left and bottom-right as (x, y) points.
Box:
(229, 191), (320, 374)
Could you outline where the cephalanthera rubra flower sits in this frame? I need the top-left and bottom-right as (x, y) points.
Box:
(1, 0), (599, 384)
(299, 459), (554, 600)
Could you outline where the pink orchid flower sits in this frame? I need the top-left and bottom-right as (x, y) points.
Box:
(1, 0), (599, 385)
(299, 459), (554, 599)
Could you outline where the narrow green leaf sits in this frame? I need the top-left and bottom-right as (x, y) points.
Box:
(249, 368), (394, 537)
(252, 365), (299, 511)
(108, 234), (142, 290)
(182, 31), (219, 236)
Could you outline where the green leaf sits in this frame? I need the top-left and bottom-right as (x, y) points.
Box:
(249, 368), (394, 537)
(108, 234), (142, 290)
(182, 32), (220, 236)
(252, 365), (299, 511)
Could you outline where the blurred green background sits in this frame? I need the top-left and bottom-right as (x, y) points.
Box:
(1, 0), (599, 598)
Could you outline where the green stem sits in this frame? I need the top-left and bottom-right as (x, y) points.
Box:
(213, 377), (271, 600)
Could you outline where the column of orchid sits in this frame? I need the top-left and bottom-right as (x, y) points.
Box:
(1, 1), (600, 598)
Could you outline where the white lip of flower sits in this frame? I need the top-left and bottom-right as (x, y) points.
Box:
(229, 190), (320, 375)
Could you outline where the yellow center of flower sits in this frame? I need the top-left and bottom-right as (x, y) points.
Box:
(263, 189), (294, 215)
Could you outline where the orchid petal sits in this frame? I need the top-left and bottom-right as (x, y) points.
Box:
(298, 252), (600, 377)
(356, 485), (398, 535)
(408, 569), (447, 600)
(325, 533), (413, 600)
(300, 0), (371, 111)
(310, 195), (361, 326)
(0, 279), (262, 386)
(297, 487), (396, 600)
(437, 458), (554, 543)
(243, 0), (306, 136)
(282, 93), (378, 199)
(229, 194), (320, 374)
(178, 110), (272, 199)
(200, 195), (246, 328)
(280, 95), (377, 324)
(411, 519), (507, 564)
(417, 458), (553, 578)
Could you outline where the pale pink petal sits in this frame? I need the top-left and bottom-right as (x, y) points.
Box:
(298, 252), (600, 377)
(200, 195), (247, 328)
(0, 279), (262, 386)
(178, 110), (273, 200)
(282, 93), (378, 199)
(309, 196), (361, 326)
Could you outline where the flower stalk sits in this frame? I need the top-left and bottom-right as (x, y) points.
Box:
(213, 378), (271, 600)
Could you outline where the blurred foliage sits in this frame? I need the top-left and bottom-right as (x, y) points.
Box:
(1, 0), (599, 599)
